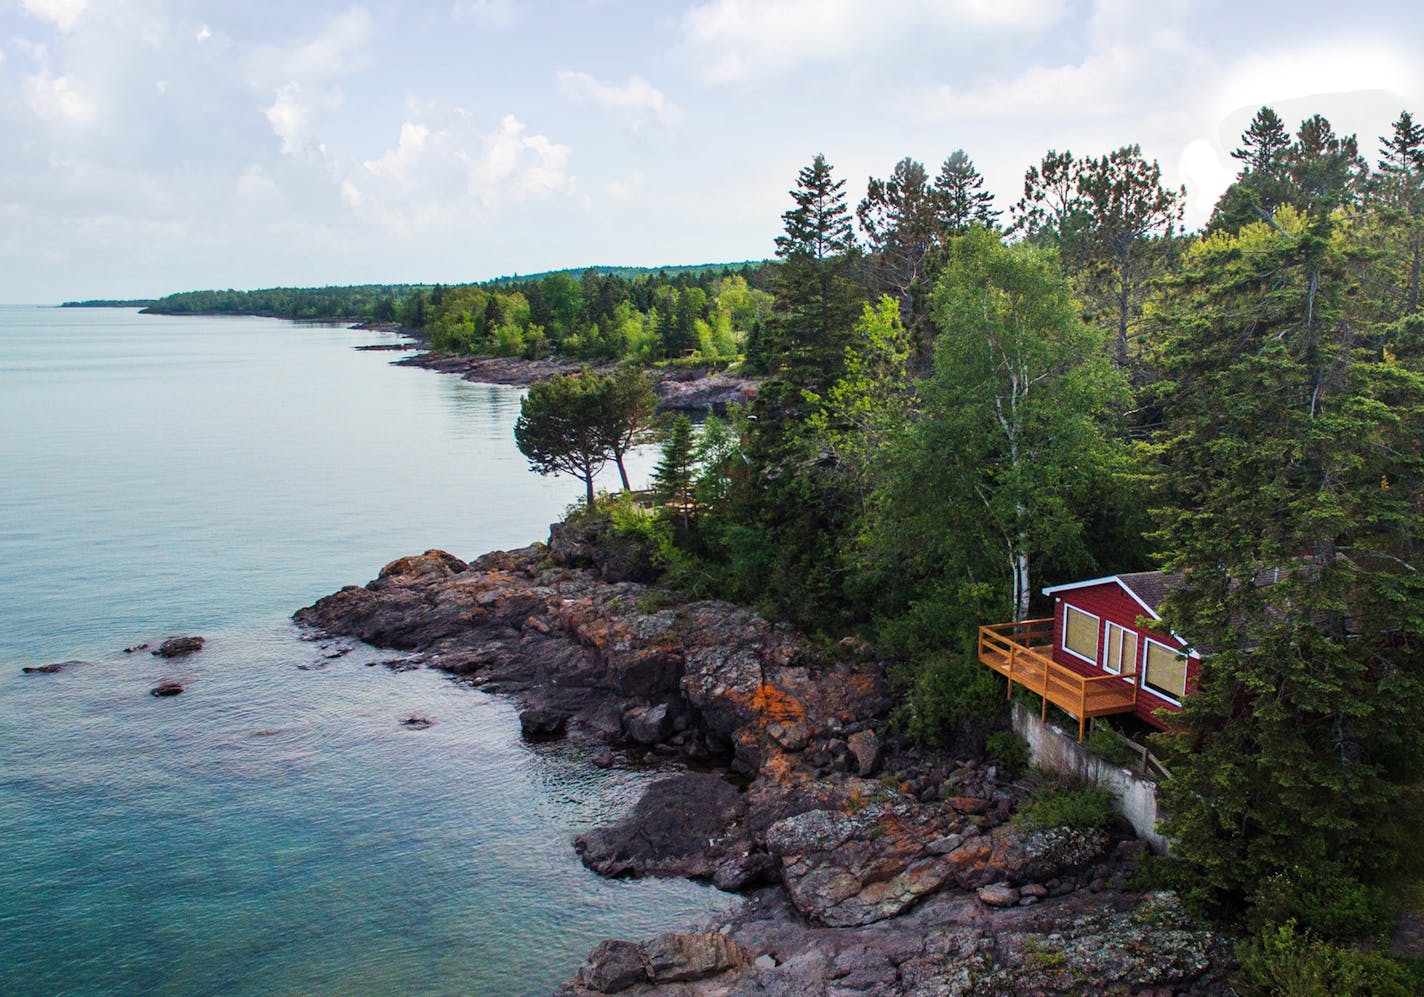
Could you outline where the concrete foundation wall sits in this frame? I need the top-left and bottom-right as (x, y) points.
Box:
(1011, 702), (1169, 855)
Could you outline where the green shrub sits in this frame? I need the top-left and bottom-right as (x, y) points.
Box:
(893, 652), (1003, 752)
(1125, 852), (1191, 894)
(1015, 782), (1116, 833)
(1084, 725), (1137, 767)
(986, 730), (1030, 778)
(1247, 865), (1392, 943)
(1234, 920), (1417, 997)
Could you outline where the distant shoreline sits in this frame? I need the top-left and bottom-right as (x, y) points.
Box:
(59, 299), (157, 308)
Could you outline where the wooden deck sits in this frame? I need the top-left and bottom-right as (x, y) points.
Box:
(977, 619), (1137, 739)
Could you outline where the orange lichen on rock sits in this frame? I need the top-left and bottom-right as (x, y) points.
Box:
(749, 683), (805, 724)
(761, 751), (797, 783)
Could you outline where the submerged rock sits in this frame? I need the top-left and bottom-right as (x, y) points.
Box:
(400, 715), (434, 730)
(153, 636), (204, 658)
(150, 681), (184, 697)
(22, 661), (79, 675)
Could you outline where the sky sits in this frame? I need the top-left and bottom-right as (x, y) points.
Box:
(1, 0), (1422, 303)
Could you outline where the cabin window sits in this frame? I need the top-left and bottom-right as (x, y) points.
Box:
(1104, 622), (1138, 676)
(1144, 639), (1188, 701)
(1063, 606), (1100, 663)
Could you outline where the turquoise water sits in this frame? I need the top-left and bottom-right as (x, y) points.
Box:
(0, 308), (724, 996)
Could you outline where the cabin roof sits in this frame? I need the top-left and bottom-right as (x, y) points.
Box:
(1041, 571), (1183, 620)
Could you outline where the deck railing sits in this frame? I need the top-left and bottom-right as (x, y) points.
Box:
(977, 620), (1137, 739)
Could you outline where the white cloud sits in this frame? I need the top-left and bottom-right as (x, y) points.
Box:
(362, 121), (431, 186)
(928, 1), (1204, 120)
(21, 0), (88, 33)
(234, 164), (286, 212)
(196, 24), (212, 44)
(681, 0), (1064, 83)
(24, 71), (96, 123)
(248, 6), (374, 87)
(264, 82), (342, 155)
(603, 170), (646, 202)
(472, 114), (574, 202)
(450, 0), (520, 29)
(1209, 42), (1418, 122)
(250, 10), (374, 155)
(555, 71), (682, 129)
(340, 112), (576, 233)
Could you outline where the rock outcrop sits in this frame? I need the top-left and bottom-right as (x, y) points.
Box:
(397, 352), (758, 415)
(295, 537), (1228, 995)
(576, 773), (748, 880)
(519, 708), (569, 741)
(573, 931), (752, 993)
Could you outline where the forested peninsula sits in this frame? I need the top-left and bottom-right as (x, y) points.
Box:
(229, 105), (1424, 994)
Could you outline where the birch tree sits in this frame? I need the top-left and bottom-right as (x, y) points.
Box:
(868, 230), (1126, 624)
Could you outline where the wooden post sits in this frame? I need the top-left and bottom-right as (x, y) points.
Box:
(1078, 684), (1088, 741)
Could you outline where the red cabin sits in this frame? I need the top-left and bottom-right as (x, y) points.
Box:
(977, 571), (1198, 738)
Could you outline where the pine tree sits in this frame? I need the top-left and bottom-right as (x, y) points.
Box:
(761, 153), (865, 424)
(1010, 150), (1083, 244)
(1232, 106), (1292, 174)
(933, 149), (999, 235)
(857, 157), (939, 337)
(1011, 146), (1182, 372)
(1152, 208), (1424, 932)
(1371, 110), (1424, 316)
(769, 153), (863, 392)
(514, 371), (616, 507)
(651, 415), (697, 530)
(1289, 113), (1367, 216)
(604, 365), (659, 491)
(1209, 106), (1294, 233)
(744, 154), (866, 625)
(1074, 145), (1183, 369)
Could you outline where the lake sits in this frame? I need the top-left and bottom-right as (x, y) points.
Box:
(0, 307), (725, 996)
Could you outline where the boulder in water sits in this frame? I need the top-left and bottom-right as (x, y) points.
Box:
(153, 636), (204, 658)
(22, 661), (79, 675)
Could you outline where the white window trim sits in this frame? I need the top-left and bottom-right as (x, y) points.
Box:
(1060, 604), (1101, 665)
(1103, 621), (1138, 676)
(1142, 636), (1187, 705)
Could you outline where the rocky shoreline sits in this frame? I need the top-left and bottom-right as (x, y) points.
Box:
(294, 521), (1231, 995)
(393, 350), (759, 414)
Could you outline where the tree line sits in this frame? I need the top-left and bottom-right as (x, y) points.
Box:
(515, 108), (1424, 993)
(142, 264), (777, 365)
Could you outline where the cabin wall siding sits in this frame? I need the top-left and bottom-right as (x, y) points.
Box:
(1049, 582), (1196, 729)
